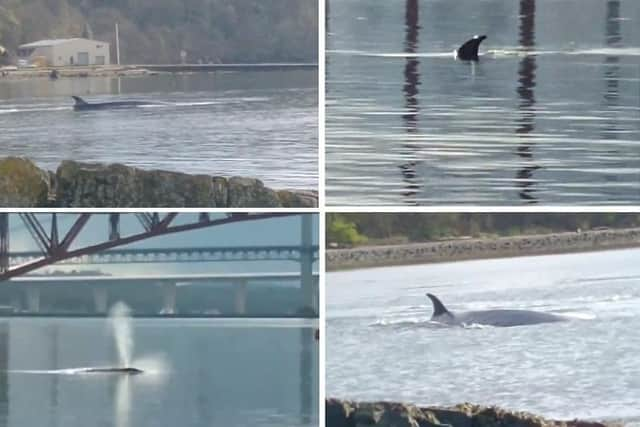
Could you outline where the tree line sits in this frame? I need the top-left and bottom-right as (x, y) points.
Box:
(0, 0), (317, 64)
(327, 213), (640, 246)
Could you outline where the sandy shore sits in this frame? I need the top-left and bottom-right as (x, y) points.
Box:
(327, 227), (640, 271)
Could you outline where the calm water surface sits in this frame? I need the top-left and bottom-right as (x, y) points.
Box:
(0, 318), (318, 427)
(326, 0), (640, 205)
(0, 70), (318, 190)
(327, 248), (640, 424)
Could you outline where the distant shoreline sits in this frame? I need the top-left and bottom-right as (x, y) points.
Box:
(0, 63), (318, 80)
(327, 227), (640, 271)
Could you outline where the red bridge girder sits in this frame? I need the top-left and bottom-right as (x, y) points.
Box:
(0, 213), (300, 281)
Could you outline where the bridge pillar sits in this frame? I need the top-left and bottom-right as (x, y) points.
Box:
(93, 287), (108, 314)
(26, 286), (40, 313)
(300, 215), (315, 311)
(109, 213), (120, 241)
(234, 279), (247, 315)
(11, 294), (21, 312)
(313, 276), (319, 312)
(161, 282), (177, 315)
(0, 213), (8, 273)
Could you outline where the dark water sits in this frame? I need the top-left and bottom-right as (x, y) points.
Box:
(326, 0), (640, 205)
(0, 70), (318, 190)
(0, 318), (318, 427)
(327, 248), (640, 424)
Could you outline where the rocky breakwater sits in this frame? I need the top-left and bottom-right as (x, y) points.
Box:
(0, 157), (317, 207)
(326, 399), (622, 427)
(327, 228), (640, 270)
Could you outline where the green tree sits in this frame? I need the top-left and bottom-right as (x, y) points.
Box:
(327, 215), (367, 247)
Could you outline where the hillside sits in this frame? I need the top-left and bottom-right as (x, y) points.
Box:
(327, 213), (640, 246)
(0, 0), (318, 64)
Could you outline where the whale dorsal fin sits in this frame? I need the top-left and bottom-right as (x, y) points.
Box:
(456, 35), (487, 61)
(426, 293), (451, 317)
(72, 96), (88, 106)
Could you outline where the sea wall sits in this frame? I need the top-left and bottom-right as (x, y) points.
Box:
(325, 399), (618, 427)
(327, 228), (640, 271)
(0, 157), (317, 207)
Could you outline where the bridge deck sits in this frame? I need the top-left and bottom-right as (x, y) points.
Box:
(9, 272), (319, 285)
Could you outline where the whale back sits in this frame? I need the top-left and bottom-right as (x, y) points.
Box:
(456, 309), (565, 327)
(82, 367), (143, 374)
(426, 293), (568, 327)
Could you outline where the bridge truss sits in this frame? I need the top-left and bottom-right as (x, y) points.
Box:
(0, 213), (309, 281)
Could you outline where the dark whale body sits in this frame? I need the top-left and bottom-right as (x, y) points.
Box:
(72, 96), (158, 111)
(81, 367), (143, 375)
(426, 293), (566, 327)
(456, 35), (487, 61)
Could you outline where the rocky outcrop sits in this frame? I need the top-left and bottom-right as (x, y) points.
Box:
(0, 158), (317, 207)
(277, 189), (320, 208)
(325, 400), (622, 427)
(0, 157), (51, 207)
(327, 228), (640, 270)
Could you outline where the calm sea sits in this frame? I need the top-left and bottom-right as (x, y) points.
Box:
(327, 248), (640, 424)
(326, 0), (640, 205)
(0, 70), (318, 190)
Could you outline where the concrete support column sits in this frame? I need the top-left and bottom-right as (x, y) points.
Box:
(26, 286), (40, 313)
(312, 276), (319, 313)
(161, 282), (177, 315)
(300, 215), (315, 310)
(93, 287), (108, 314)
(11, 294), (21, 312)
(234, 279), (247, 315)
(0, 213), (8, 273)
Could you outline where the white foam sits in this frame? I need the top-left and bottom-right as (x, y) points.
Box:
(559, 312), (597, 320)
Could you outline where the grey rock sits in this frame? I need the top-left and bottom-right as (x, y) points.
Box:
(0, 157), (50, 207)
(0, 158), (317, 207)
(278, 189), (319, 208)
(325, 400), (621, 427)
(326, 399), (356, 427)
(227, 176), (281, 207)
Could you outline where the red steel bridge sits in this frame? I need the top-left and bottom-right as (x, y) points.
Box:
(0, 213), (316, 280)
(0, 213), (318, 314)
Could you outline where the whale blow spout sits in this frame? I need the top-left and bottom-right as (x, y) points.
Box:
(456, 35), (487, 61)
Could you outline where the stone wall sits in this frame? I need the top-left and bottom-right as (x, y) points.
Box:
(327, 228), (640, 271)
(0, 157), (317, 208)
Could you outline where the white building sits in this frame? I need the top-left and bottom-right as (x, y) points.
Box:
(17, 38), (110, 67)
